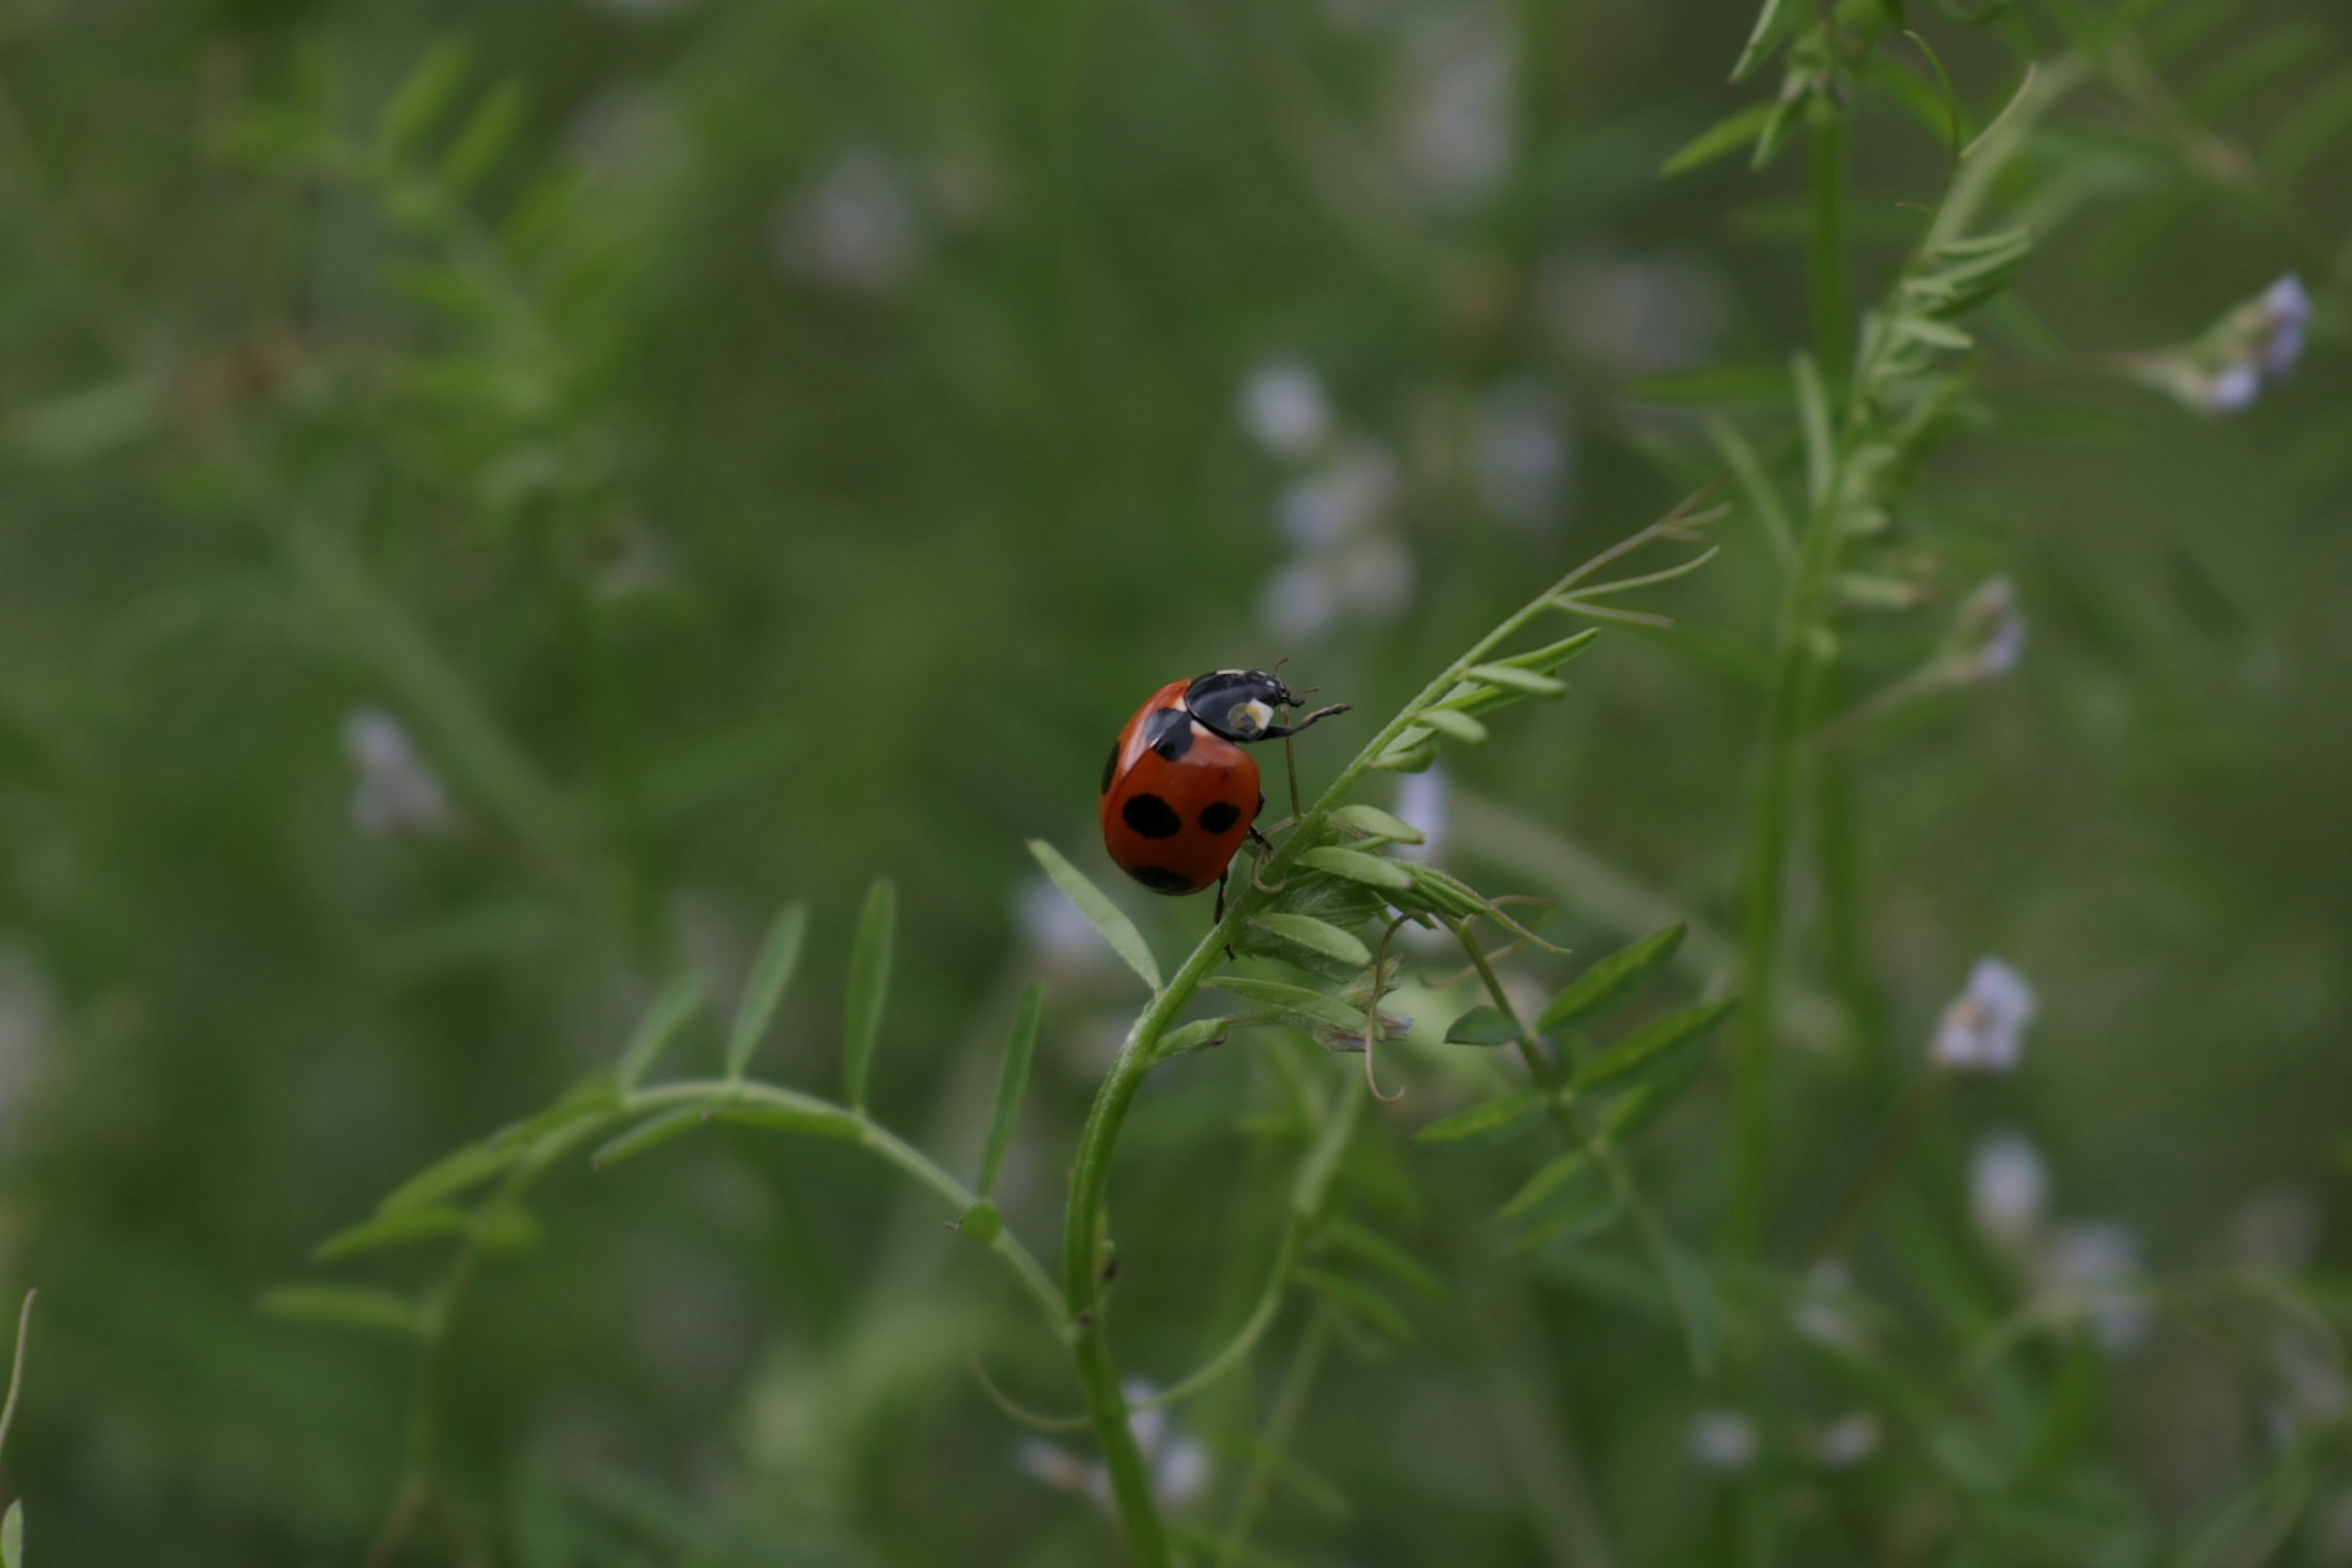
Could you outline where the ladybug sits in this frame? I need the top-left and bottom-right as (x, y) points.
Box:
(1099, 669), (1348, 915)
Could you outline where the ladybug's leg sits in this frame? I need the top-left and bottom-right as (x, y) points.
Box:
(1255, 702), (1351, 742)
(1261, 704), (1348, 818)
(1215, 867), (1237, 961)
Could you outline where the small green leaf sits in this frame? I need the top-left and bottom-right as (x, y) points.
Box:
(1414, 1088), (1550, 1150)
(1498, 1150), (1596, 1225)
(1329, 804), (1425, 845)
(1751, 92), (1806, 169)
(1599, 1047), (1711, 1142)
(1205, 977), (1368, 1036)
(1370, 741), (1438, 773)
(617, 973), (707, 1093)
(1537, 924), (1687, 1033)
(1, 1498), (18, 1568)
(728, 902), (808, 1079)
(1417, 707), (1489, 745)
(1444, 1005), (1521, 1047)
(1297, 1267), (1414, 1343)
(956, 1199), (1003, 1243)
(1896, 316), (1976, 351)
(841, 880), (895, 1112)
(441, 80), (526, 191)
(1028, 839), (1161, 990)
(708, 1102), (865, 1141)
(590, 1105), (708, 1170)
(1662, 100), (1780, 175)
(1496, 630), (1600, 676)
(1321, 1218), (1449, 1303)
(1250, 912), (1373, 968)
(379, 1140), (522, 1216)
(312, 1205), (471, 1262)
(259, 1284), (426, 1340)
(379, 41), (472, 159)
(1161, 1014), (1267, 1054)
(977, 983), (1043, 1199)
(1574, 998), (1738, 1093)
(1462, 663), (1567, 697)
(1505, 1182), (1623, 1254)
(1298, 846), (1414, 893)
(1732, 0), (1791, 80)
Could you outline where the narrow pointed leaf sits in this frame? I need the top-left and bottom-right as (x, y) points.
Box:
(617, 972), (706, 1093)
(1205, 976), (1367, 1036)
(1371, 741), (1438, 773)
(441, 80), (526, 192)
(1897, 316), (1975, 350)
(379, 1139), (522, 1216)
(1414, 1088), (1550, 1150)
(379, 41), (471, 158)
(1662, 100), (1779, 175)
(1463, 663), (1567, 697)
(1660, 1237), (1721, 1376)
(1161, 1012), (1273, 1054)
(1, 1499), (18, 1568)
(1444, 1005), (1521, 1047)
(1297, 1267), (1414, 1343)
(1574, 998), (1738, 1093)
(1499, 1150), (1596, 1225)
(1496, 629), (1600, 676)
(708, 1102), (864, 1141)
(1599, 1047), (1711, 1142)
(313, 1205), (471, 1262)
(1329, 804), (1425, 845)
(727, 902), (807, 1079)
(1506, 1183), (1623, 1254)
(1028, 839), (1161, 990)
(1732, 0), (1790, 80)
(1299, 846), (1414, 893)
(259, 1284), (426, 1340)
(1250, 912), (1373, 968)
(841, 880), (895, 1112)
(1321, 1218), (1448, 1303)
(591, 1105), (708, 1170)
(1537, 924), (1687, 1033)
(1418, 707), (1489, 744)
(977, 983), (1043, 1199)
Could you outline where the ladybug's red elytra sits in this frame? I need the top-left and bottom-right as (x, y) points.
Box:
(1098, 669), (1348, 913)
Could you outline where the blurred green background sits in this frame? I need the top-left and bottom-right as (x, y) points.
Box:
(0, 0), (2346, 1562)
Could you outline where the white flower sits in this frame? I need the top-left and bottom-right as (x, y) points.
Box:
(1970, 1129), (2049, 1251)
(342, 706), (451, 838)
(1391, 766), (1450, 862)
(1017, 1381), (1210, 1513)
(1275, 442), (1400, 550)
(1259, 557), (1341, 642)
(1238, 360), (1334, 462)
(1948, 575), (2026, 683)
(1389, 2), (1512, 210)
(1815, 1411), (1881, 1469)
(2035, 1221), (2151, 1354)
(2255, 274), (2312, 380)
(772, 145), (924, 294)
(1929, 957), (2037, 1076)
(1687, 1409), (1757, 1472)
(1015, 873), (1109, 974)
(1474, 379), (1575, 530)
(1540, 250), (1727, 375)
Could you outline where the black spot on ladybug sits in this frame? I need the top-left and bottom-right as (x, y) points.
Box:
(1198, 801), (1240, 834)
(1128, 864), (1196, 894)
(1100, 741), (1119, 794)
(1144, 707), (1193, 761)
(1122, 793), (1182, 839)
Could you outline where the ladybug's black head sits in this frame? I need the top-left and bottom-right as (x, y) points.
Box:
(1184, 669), (1297, 743)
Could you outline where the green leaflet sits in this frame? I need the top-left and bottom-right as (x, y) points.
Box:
(1298, 846), (1414, 892)
(1248, 912), (1373, 968)
(977, 983), (1043, 1198)
(727, 902), (808, 1079)
(1537, 924), (1687, 1033)
(1443, 1005), (1521, 1047)
(1296, 1267), (1414, 1344)
(1574, 998), (1740, 1093)
(1028, 839), (1162, 990)
(617, 972), (707, 1093)
(841, 880), (895, 1112)
(258, 1284), (426, 1340)
(1414, 1089), (1550, 1150)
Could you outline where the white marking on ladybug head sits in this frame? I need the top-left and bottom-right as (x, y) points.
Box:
(1227, 699), (1275, 738)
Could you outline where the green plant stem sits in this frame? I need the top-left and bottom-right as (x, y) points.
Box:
(624, 1079), (1065, 1330)
(1052, 502), (1713, 1562)
(1804, 1069), (1945, 1266)
(1216, 1302), (1336, 1567)
(1807, 96), (1851, 377)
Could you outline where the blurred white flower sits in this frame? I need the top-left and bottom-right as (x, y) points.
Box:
(2138, 273), (2315, 416)
(772, 145), (925, 295)
(1792, 1261), (1867, 1351)
(1970, 1129), (2049, 1252)
(1540, 250), (1727, 375)
(1389, 1), (1512, 211)
(1687, 1409), (1757, 1472)
(2035, 1221), (2152, 1354)
(1815, 1411), (1882, 1469)
(1473, 379), (1575, 530)
(343, 706), (451, 838)
(1332, 533), (1415, 619)
(1015, 873), (1109, 976)
(1017, 1381), (1210, 1512)
(1929, 957), (2037, 1076)
(1238, 360), (1335, 462)
(1948, 575), (2026, 683)
(1275, 441), (1401, 550)
(1259, 557), (1343, 643)
(1391, 766), (1450, 862)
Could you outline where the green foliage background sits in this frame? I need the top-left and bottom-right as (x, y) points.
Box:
(0, 0), (2346, 1562)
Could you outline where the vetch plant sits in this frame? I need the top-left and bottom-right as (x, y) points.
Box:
(268, 498), (1736, 1566)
